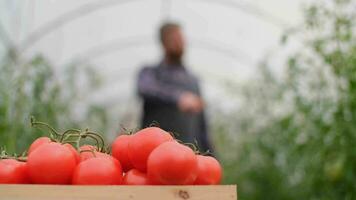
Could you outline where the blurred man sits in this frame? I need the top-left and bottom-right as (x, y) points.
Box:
(137, 22), (213, 153)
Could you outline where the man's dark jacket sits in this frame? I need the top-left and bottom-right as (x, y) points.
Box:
(137, 62), (212, 152)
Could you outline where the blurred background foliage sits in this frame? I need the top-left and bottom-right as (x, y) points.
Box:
(0, 50), (109, 154)
(214, 0), (356, 199)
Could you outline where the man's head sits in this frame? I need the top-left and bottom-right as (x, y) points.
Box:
(159, 22), (185, 62)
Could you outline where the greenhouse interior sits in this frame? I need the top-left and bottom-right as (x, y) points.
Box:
(0, 0), (355, 199)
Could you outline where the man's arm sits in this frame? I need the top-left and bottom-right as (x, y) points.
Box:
(137, 67), (182, 104)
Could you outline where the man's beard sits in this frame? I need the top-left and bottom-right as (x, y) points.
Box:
(167, 50), (183, 64)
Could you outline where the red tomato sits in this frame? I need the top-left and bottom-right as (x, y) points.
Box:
(64, 144), (80, 164)
(28, 137), (51, 154)
(123, 169), (149, 185)
(72, 157), (123, 185)
(147, 141), (198, 185)
(27, 142), (77, 184)
(128, 127), (173, 172)
(112, 134), (133, 172)
(79, 145), (110, 162)
(194, 155), (222, 185)
(0, 159), (29, 184)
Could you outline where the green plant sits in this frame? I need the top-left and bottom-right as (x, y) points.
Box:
(215, 0), (356, 199)
(0, 49), (109, 154)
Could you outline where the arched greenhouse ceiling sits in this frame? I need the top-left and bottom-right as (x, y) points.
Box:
(0, 0), (305, 107)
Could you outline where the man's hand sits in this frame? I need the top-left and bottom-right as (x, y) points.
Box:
(178, 92), (204, 114)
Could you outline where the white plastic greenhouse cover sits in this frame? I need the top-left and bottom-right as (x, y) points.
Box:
(0, 0), (304, 126)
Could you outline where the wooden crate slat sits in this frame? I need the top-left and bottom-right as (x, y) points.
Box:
(0, 185), (237, 200)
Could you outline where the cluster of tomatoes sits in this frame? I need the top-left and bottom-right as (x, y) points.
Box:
(0, 120), (222, 185)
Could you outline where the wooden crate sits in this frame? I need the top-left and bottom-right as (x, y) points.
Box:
(0, 185), (237, 200)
